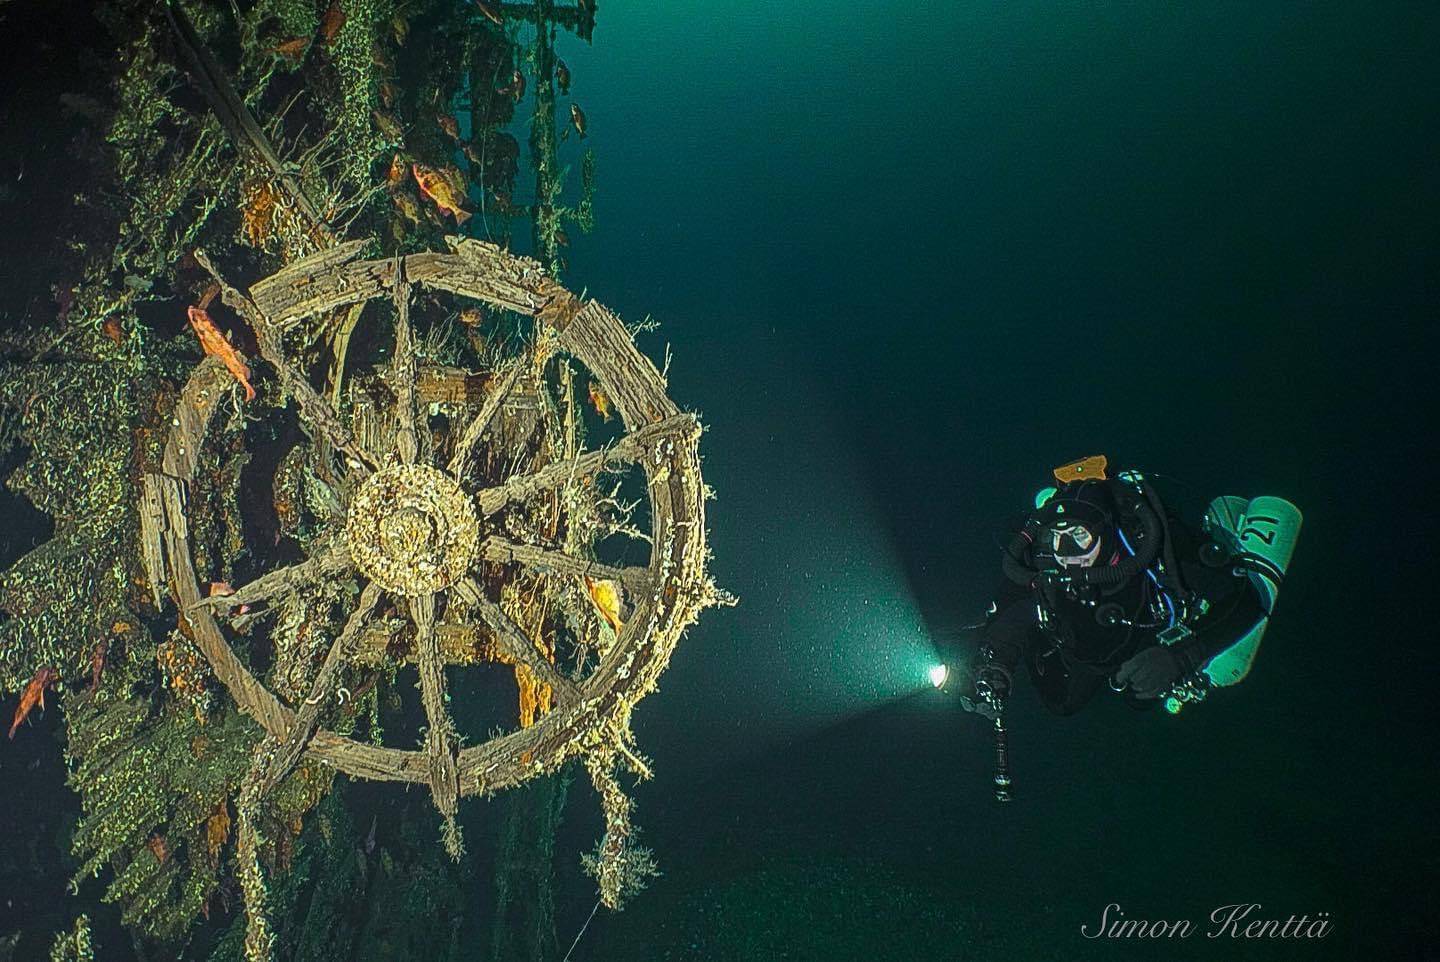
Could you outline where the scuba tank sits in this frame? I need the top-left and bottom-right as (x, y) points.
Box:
(1152, 492), (1302, 713)
(1198, 495), (1304, 687)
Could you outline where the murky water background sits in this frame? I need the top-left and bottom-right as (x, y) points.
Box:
(2, 1), (1437, 959)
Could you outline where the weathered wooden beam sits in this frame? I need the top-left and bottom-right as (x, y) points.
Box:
(452, 578), (578, 705)
(475, 413), (698, 515)
(249, 239), (369, 326)
(161, 358), (232, 479)
(558, 301), (678, 428)
(249, 245), (389, 331)
(412, 592), (460, 817)
(390, 258), (419, 464)
(417, 365), (493, 405)
(478, 536), (650, 595)
(448, 365), (521, 478)
(407, 238), (552, 315)
(190, 538), (351, 614)
(258, 583), (384, 795)
(254, 327), (380, 473)
(138, 473), (169, 609)
(353, 621), (494, 666)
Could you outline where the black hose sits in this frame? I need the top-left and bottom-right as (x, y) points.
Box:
(1140, 480), (1192, 599)
(1001, 519), (1042, 588)
(1070, 491), (1162, 591)
(1001, 478), (1164, 594)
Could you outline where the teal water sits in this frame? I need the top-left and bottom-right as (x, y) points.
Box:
(546, 1), (1439, 959)
(0, 0), (1436, 959)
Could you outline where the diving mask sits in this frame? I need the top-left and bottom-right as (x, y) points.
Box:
(1049, 519), (1102, 568)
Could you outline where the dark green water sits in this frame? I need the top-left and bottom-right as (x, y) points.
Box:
(551, 1), (1439, 959)
(2, 0), (1437, 959)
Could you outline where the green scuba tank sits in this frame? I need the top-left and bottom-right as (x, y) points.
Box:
(1200, 495), (1303, 686)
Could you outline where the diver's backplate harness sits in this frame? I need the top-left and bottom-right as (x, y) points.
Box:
(997, 462), (1216, 709)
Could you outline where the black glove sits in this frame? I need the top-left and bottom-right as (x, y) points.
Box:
(1113, 645), (1185, 699)
(959, 692), (1001, 720)
(960, 663), (1012, 719)
(1032, 569), (1072, 604)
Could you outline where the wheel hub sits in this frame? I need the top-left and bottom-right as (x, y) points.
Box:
(347, 463), (479, 595)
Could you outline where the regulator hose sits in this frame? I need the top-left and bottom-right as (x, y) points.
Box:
(1070, 488), (1162, 591)
(1001, 519), (1043, 588)
(1141, 480), (1192, 599)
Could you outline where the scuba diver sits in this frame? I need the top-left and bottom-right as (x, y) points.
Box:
(956, 455), (1301, 798)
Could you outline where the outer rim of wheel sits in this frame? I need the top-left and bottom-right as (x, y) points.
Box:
(157, 238), (714, 797)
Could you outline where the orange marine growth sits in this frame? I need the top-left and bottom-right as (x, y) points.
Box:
(187, 305), (256, 401)
(272, 37), (309, 61)
(515, 664), (554, 729)
(90, 638), (108, 692)
(205, 799), (231, 860)
(385, 153), (409, 189)
(587, 380), (613, 420)
(584, 577), (624, 634)
(8, 667), (58, 739)
(240, 179), (279, 247)
(411, 162), (473, 225)
(318, 0), (346, 43)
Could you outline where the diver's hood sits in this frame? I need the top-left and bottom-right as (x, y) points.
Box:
(1035, 481), (1118, 567)
(1004, 474), (1164, 592)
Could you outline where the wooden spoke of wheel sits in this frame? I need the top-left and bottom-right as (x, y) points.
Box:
(180, 241), (718, 806)
(412, 591), (459, 815)
(479, 536), (651, 595)
(447, 364), (522, 480)
(390, 259), (420, 464)
(255, 327), (380, 474)
(452, 578), (579, 704)
(258, 582), (383, 795)
(192, 248), (378, 474)
(189, 538), (352, 615)
(475, 412), (699, 516)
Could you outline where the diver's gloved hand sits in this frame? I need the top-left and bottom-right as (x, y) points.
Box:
(1113, 645), (1185, 699)
(959, 664), (1011, 719)
(959, 692), (1001, 720)
(1032, 569), (1075, 604)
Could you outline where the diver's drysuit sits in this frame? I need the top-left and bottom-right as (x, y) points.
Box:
(970, 474), (1265, 715)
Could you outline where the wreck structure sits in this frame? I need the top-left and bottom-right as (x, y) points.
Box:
(0, 0), (724, 958)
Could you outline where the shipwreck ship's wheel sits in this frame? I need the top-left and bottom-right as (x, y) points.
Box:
(143, 239), (715, 882)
